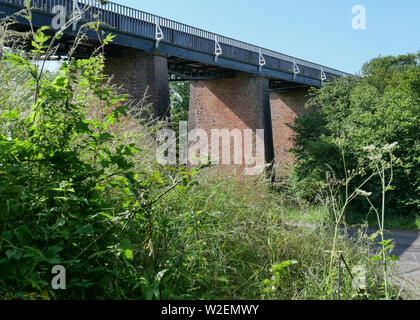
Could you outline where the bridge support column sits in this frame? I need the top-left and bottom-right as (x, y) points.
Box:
(104, 49), (170, 119)
(269, 89), (309, 173)
(188, 74), (274, 177)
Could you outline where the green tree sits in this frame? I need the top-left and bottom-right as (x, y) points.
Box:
(291, 53), (420, 216)
(170, 81), (190, 135)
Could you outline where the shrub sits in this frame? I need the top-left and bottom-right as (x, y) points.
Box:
(0, 24), (193, 299)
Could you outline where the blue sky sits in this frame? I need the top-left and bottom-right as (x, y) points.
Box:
(112, 0), (420, 74)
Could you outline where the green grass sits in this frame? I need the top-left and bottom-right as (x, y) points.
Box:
(279, 203), (420, 232)
(277, 202), (420, 232)
(277, 205), (332, 226)
(345, 211), (420, 232)
(152, 175), (405, 300)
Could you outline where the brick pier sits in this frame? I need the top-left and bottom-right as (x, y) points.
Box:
(104, 49), (170, 119)
(269, 89), (309, 173)
(188, 74), (274, 176)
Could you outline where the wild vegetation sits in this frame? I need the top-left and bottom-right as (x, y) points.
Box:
(0, 8), (417, 300)
(289, 53), (420, 229)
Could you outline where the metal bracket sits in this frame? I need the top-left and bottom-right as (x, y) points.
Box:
(293, 58), (300, 78)
(214, 36), (222, 62)
(72, 0), (83, 32)
(321, 67), (327, 83)
(155, 20), (164, 48)
(259, 49), (266, 71)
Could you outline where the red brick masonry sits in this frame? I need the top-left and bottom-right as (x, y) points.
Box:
(189, 74), (270, 175)
(270, 89), (309, 171)
(189, 75), (309, 175)
(104, 49), (170, 119)
(105, 51), (309, 175)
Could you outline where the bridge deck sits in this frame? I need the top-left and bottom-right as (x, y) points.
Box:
(0, 0), (352, 89)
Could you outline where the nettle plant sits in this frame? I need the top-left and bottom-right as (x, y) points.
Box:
(0, 19), (195, 299)
(0, 26), (132, 297)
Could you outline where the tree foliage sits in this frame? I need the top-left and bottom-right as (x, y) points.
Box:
(291, 53), (420, 216)
(169, 81), (190, 133)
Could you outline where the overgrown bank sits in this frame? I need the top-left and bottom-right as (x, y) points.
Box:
(0, 10), (415, 300)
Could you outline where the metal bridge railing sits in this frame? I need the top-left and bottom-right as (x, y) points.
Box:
(0, 0), (352, 79)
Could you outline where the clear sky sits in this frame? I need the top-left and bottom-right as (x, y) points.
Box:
(112, 0), (420, 74)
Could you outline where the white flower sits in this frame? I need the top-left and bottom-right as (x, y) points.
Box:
(356, 189), (372, 197)
(363, 145), (376, 152)
(382, 142), (398, 152)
